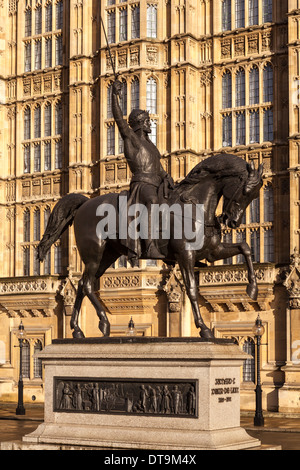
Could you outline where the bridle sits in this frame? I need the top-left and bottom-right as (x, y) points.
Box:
(221, 176), (246, 221)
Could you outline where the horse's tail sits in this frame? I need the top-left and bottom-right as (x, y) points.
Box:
(37, 193), (89, 261)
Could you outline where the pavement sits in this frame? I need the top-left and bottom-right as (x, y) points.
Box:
(0, 403), (300, 450)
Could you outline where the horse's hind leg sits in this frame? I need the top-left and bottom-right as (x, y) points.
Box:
(81, 261), (110, 337)
(83, 248), (120, 337)
(70, 278), (86, 338)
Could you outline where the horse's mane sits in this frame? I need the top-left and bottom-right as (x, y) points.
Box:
(170, 154), (249, 202)
(180, 154), (248, 186)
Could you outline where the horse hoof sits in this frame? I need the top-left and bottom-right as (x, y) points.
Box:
(72, 327), (85, 339)
(247, 283), (258, 301)
(99, 319), (110, 337)
(200, 326), (214, 339)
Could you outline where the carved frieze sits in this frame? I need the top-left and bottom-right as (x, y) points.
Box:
(54, 377), (197, 417)
(103, 275), (140, 289)
(220, 28), (273, 60)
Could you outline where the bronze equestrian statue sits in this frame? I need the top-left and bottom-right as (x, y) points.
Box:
(37, 158), (263, 340)
(37, 80), (263, 340)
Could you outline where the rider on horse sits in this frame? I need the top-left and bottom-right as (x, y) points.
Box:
(112, 79), (175, 259)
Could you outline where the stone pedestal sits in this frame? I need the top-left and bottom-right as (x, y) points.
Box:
(22, 337), (260, 450)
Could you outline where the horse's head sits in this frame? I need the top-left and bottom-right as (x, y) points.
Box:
(220, 161), (263, 229)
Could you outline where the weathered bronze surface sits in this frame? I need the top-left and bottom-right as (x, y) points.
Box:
(37, 79), (263, 340)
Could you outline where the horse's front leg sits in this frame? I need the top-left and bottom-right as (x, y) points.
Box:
(177, 253), (214, 339)
(208, 242), (258, 301)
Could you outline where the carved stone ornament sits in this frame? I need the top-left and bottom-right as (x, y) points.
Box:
(283, 248), (300, 309)
(163, 266), (184, 313)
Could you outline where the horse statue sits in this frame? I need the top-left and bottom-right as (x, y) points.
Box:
(37, 154), (263, 339)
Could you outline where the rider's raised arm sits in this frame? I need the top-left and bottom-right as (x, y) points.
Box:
(112, 81), (132, 140)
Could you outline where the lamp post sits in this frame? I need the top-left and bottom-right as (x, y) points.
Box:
(252, 315), (265, 427)
(16, 321), (26, 416)
(126, 317), (137, 336)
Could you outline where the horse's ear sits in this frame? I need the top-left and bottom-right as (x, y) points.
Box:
(247, 161), (255, 175)
(244, 163), (263, 195)
(258, 163), (264, 178)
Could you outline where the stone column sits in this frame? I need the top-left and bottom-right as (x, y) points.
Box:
(280, 249), (300, 412)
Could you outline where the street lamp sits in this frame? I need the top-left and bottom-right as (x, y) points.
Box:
(252, 314), (265, 427)
(126, 317), (137, 336)
(16, 321), (26, 416)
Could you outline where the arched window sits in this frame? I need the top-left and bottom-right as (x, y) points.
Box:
(236, 112), (245, 145)
(147, 4), (157, 38)
(107, 10), (116, 44)
(250, 196), (260, 223)
(45, 3), (53, 33)
(149, 120), (157, 145)
(24, 43), (31, 72)
(35, 6), (42, 35)
(242, 338), (255, 382)
(34, 143), (41, 172)
(263, 0), (273, 23)
(54, 245), (62, 274)
(264, 185), (274, 222)
(131, 5), (140, 39)
(45, 37), (52, 68)
(56, 0), (63, 30)
(44, 141), (51, 171)
(24, 146), (31, 173)
(25, 9), (32, 37)
(107, 124), (115, 155)
(33, 247), (40, 275)
(119, 81), (127, 116)
(146, 78), (157, 114)
(55, 140), (62, 169)
(24, 108), (31, 140)
(264, 228), (274, 262)
(222, 0), (231, 31)
(107, 83), (113, 119)
(131, 78), (140, 111)
(222, 114), (232, 147)
(249, 66), (259, 105)
(119, 8), (128, 42)
(23, 247), (30, 276)
(34, 106), (41, 138)
(55, 103), (62, 135)
(236, 69), (245, 107)
(263, 108), (273, 142)
(44, 251), (51, 275)
(263, 64), (273, 103)
(34, 39), (42, 70)
(251, 229), (260, 262)
(235, 0), (245, 29)
(21, 340), (30, 379)
(55, 35), (63, 65)
(23, 210), (30, 242)
(249, 0), (258, 26)
(44, 104), (52, 137)
(33, 209), (40, 241)
(250, 110), (259, 144)
(222, 71), (232, 109)
(34, 340), (43, 378)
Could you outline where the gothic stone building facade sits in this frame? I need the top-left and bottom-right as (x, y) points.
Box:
(0, 0), (299, 413)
